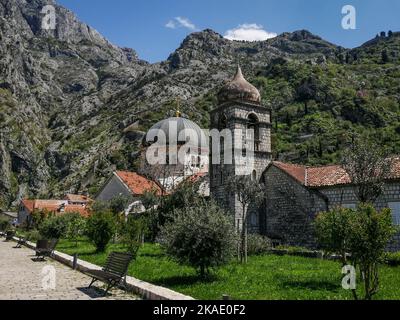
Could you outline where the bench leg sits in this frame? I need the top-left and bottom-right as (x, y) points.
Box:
(88, 278), (97, 289)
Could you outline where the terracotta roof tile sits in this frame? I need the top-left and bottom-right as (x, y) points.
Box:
(115, 171), (163, 196)
(273, 158), (400, 188)
(21, 200), (90, 217)
(65, 194), (91, 202)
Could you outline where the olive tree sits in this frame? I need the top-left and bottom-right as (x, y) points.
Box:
(160, 201), (237, 277)
(225, 175), (264, 263)
(341, 139), (392, 204)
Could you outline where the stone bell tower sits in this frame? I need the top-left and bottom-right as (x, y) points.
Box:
(209, 65), (272, 232)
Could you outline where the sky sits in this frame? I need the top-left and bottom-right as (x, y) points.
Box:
(57, 0), (400, 63)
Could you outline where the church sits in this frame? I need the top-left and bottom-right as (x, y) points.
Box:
(209, 66), (400, 251)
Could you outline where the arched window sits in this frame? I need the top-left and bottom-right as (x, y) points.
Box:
(247, 114), (260, 151)
(218, 114), (227, 130)
(252, 170), (257, 181)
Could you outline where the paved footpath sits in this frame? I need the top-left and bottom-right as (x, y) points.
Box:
(0, 240), (140, 300)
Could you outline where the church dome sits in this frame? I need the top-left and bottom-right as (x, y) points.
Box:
(218, 65), (261, 105)
(148, 116), (207, 148)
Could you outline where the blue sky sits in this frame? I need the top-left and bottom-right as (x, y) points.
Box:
(57, 0), (400, 63)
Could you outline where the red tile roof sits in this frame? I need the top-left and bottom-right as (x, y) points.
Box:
(273, 158), (400, 188)
(65, 194), (91, 202)
(21, 200), (90, 217)
(115, 171), (163, 196)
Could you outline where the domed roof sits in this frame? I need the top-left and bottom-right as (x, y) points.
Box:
(218, 65), (261, 105)
(148, 116), (208, 148)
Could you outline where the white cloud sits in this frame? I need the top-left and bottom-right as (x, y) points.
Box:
(224, 23), (277, 42)
(165, 17), (197, 31)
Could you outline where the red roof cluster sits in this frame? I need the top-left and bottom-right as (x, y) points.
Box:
(21, 199), (90, 217)
(115, 171), (163, 196)
(273, 158), (400, 188)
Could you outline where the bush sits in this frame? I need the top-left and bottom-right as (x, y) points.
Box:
(86, 211), (116, 252)
(247, 234), (272, 255)
(159, 201), (237, 277)
(25, 229), (41, 242)
(0, 217), (11, 231)
(38, 215), (68, 239)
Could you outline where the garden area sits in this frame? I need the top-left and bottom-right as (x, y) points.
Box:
(55, 238), (400, 300)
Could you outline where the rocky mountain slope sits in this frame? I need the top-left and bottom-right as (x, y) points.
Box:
(0, 0), (399, 209)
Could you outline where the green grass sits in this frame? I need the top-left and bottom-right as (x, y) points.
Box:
(56, 238), (400, 300)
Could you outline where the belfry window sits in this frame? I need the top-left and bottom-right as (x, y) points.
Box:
(218, 114), (227, 130)
(247, 114), (260, 151)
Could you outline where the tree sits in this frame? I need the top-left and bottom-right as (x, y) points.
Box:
(160, 201), (237, 277)
(315, 204), (396, 300)
(38, 215), (68, 239)
(226, 175), (264, 263)
(341, 139), (392, 203)
(296, 76), (319, 115)
(348, 204), (396, 300)
(63, 213), (87, 247)
(315, 207), (353, 265)
(85, 211), (116, 252)
(381, 49), (390, 63)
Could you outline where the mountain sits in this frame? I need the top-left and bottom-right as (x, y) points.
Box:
(0, 0), (399, 209)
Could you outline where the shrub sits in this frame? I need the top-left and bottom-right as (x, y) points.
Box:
(38, 215), (68, 239)
(0, 217), (11, 231)
(247, 234), (272, 255)
(159, 201), (237, 277)
(85, 211), (116, 252)
(25, 229), (41, 242)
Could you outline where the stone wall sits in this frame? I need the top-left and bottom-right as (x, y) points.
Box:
(319, 182), (400, 251)
(262, 166), (328, 248)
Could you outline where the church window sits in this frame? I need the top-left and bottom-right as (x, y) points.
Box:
(218, 114), (227, 130)
(247, 114), (260, 151)
(252, 170), (257, 181)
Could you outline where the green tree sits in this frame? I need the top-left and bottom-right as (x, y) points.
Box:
(315, 207), (353, 265)
(160, 201), (237, 277)
(85, 211), (116, 252)
(38, 215), (68, 239)
(315, 204), (396, 300)
(348, 204), (396, 300)
(225, 175), (264, 263)
(64, 213), (87, 247)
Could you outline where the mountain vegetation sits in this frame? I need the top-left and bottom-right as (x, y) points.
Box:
(0, 0), (399, 209)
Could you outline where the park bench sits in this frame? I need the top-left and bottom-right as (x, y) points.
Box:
(15, 235), (30, 248)
(85, 252), (134, 296)
(5, 230), (16, 241)
(34, 239), (59, 261)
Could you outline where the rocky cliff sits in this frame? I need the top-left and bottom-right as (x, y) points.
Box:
(0, 0), (398, 209)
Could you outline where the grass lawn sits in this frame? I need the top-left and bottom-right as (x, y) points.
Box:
(56, 238), (400, 300)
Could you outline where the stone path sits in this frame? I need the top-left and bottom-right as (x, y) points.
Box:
(0, 239), (140, 300)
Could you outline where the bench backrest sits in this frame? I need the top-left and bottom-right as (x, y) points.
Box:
(36, 239), (48, 249)
(103, 252), (133, 277)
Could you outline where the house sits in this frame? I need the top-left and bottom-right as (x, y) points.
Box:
(18, 197), (90, 226)
(96, 171), (164, 203)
